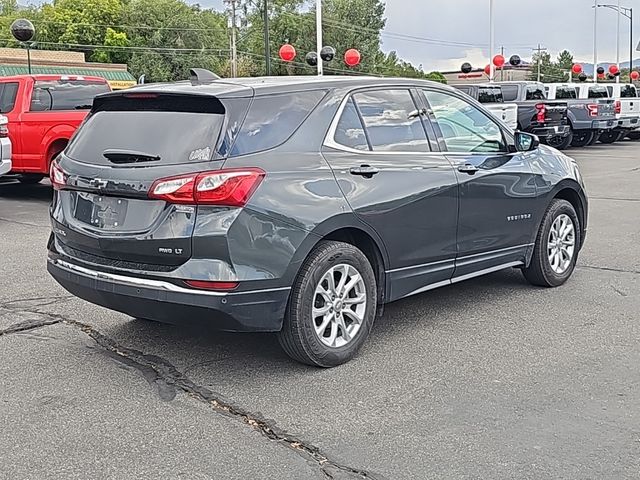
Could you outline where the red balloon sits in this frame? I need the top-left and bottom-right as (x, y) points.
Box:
(572, 64), (583, 74)
(492, 55), (505, 68)
(484, 64), (491, 76)
(344, 48), (361, 67)
(279, 44), (296, 62)
(631, 71), (640, 81)
(609, 64), (620, 75)
(598, 73), (605, 79)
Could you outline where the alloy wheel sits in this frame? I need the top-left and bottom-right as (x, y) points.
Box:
(547, 214), (576, 274)
(312, 264), (367, 348)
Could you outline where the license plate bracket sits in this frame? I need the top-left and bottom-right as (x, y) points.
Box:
(74, 193), (128, 229)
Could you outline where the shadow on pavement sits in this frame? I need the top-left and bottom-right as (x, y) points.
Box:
(0, 178), (52, 203)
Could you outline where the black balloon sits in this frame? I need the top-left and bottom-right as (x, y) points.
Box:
(10, 19), (35, 42)
(614, 70), (621, 77)
(305, 51), (318, 67)
(597, 66), (605, 75)
(461, 62), (473, 74)
(320, 46), (336, 62)
(578, 73), (588, 82)
(607, 73), (615, 80)
(509, 55), (521, 66)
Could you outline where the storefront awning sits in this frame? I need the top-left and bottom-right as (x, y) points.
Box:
(0, 65), (137, 89)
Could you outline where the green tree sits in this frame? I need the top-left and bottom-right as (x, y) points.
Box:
(557, 50), (574, 71)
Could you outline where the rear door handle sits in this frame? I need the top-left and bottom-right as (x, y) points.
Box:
(350, 165), (380, 177)
(458, 164), (479, 175)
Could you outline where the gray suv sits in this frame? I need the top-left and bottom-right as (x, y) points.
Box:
(47, 73), (588, 367)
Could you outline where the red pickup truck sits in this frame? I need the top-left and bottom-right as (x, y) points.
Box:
(0, 74), (111, 184)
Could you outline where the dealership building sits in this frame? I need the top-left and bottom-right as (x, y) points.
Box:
(0, 48), (136, 89)
(442, 64), (533, 85)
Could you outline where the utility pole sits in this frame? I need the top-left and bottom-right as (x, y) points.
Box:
(534, 44), (547, 83)
(263, 0), (270, 76)
(225, 0), (239, 77)
(501, 46), (505, 81)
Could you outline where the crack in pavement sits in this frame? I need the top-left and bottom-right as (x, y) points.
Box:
(578, 264), (640, 275)
(0, 304), (383, 480)
(589, 196), (640, 202)
(0, 216), (49, 228)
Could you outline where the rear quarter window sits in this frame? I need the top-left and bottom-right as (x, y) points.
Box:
(30, 80), (110, 112)
(230, 90), (326, 157)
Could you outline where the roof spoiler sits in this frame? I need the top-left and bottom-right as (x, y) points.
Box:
(190, 68), (220, 85)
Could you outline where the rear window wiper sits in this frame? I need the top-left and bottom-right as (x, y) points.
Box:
(103, 149), (161, 164)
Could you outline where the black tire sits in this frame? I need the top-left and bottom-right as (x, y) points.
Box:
(277, 240), (377, 367)
(546, 131), (573, 150)
(588, 131), (601, 145)
(598, 130), (620, 144)
(522, 199), (581, 288)
(570, 130), (595, 148)
(627, 131), (640, 140)
(18, 174), (45, 184)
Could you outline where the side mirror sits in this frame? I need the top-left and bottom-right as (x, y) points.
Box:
(514, 131), (539, 152)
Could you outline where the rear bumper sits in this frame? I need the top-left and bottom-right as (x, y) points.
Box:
(530, 125), (570, 138)
(47, 256), (290, 332)
(616, 116), (639, 130)
(590, 119), (616, 130)
(0, 138), (11, 175)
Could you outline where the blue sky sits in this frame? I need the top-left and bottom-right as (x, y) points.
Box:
(23, 0), (639, 70)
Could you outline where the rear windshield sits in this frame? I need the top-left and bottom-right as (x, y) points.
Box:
(588, 86), (609, 98)
(555, 86), (577, 99)
(620, 85), (637, 97)
(30, 80), (110, 111)
(525, 85), (546, 100)
(501, 85), (519, 102)
(478, 87), (503, 103)
(66, 110), (226, 166)
(66, 89), (325, 165)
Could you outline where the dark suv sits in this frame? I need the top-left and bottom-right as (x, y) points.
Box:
(47, 72), (588, 367)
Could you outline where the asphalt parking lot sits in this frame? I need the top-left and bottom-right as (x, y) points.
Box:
(1, 142), (639, 480)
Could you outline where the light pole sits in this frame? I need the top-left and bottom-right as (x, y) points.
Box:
(594, 0), (599, 83)
(316, 0), (323, 76)
(595, 3), (634, 81)
(489, 0), (495, 82)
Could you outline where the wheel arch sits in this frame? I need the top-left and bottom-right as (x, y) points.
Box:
(284, 214), (390, 309)
(550, 182), (587, 249)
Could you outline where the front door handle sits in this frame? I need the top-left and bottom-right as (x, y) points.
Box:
(458, 164), (479, 175)
(350, 165), (380, 178)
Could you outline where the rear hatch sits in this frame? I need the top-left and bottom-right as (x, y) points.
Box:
(50, 87), (252, 270)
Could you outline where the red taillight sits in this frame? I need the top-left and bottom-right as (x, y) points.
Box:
(183, 280), (239, 291)
(615, 100), (622, 114)
(587, 104), (598, 117)
(50, 160), (66, 190)
(535, 103), (546, 123)
(149, 168), (265, 207)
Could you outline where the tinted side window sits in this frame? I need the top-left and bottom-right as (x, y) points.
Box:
(0, 82), (18, 113)
(526, 85), (546, 100)
(620, 85), (637, 97)
(424, 90), (506, 153)
(352, 90), (429, 152)
(30, 80), (110, 111)
(501, 85), (519, 102)
(334, 97), (369, 151)
(230, 90), (325, 156)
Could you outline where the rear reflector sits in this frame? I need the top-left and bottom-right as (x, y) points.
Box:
(149, 168), (265, 207)
(183, 280), (239, 291)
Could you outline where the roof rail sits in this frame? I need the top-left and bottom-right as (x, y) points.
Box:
(189, 68), (220, 85)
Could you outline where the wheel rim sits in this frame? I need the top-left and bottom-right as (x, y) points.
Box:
(312, 264), (367, 348)
(547, 214), (576, 274)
